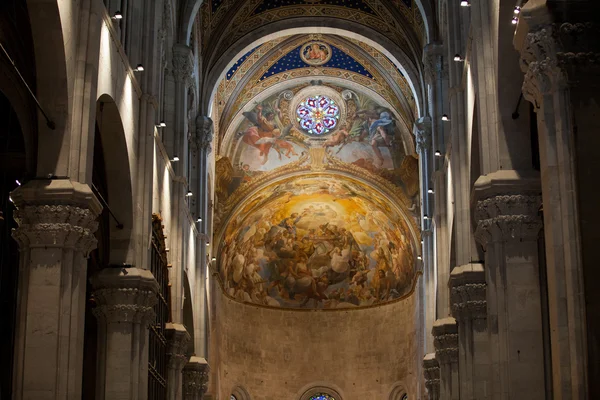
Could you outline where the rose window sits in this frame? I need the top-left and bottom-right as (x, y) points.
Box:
(296, 95), (340, 135)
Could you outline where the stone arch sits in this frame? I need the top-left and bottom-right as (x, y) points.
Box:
(25, 0), (71, 178)
(297, 383), (344, 400)
(178, 0), (203, 45)
(388, 381), (408, 399)
(94, 94), (135, 265)
(202, 24), (424, 117)
(230, 385), (252, 400)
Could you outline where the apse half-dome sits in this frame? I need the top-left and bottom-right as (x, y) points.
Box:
(217, 175), (417, 309)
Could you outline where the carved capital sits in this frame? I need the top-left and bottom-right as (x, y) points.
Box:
(413, 116), (432, 154)
(450, 263), (487, 324)
(166, 323), (191, 370)
(10, 180), (101, 255)
(91, 268), (159, 326)
(183, 357), (210, 398)
(195, 116), (213, 153)
(474, 195), (542, 247)
(423, 353), (440, 400)
(172, 44), (195, 85)
(423, 43), (444, 85)
(432, 317), (458, 365)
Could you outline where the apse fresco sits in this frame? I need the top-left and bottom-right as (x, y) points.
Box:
(218, 176), (416, 309)
(222, 85), (418, 202)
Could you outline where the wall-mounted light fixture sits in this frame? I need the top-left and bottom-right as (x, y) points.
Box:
(460, 0), (470, 6)
(133, 64), (144, 72)
(186, 190), (193, 197)
(441, 114), (450, 122)
(453, 54), (464, 62)
(112, 11), (123, 20)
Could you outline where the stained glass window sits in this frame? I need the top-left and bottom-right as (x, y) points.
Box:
(296, 95), (340, 135)
(309, 394), (336, 400)
(230, 396), (237, 400)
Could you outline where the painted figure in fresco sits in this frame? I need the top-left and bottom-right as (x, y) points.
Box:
(304, 43), (329, 63)
(368, 111), (395, 166)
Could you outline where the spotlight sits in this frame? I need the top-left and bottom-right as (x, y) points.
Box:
(442, 114), (450, 122)
(428, 188), (434, 194)
(435, 150), (442, 157)
(134, 64), (144, 72)
(197, 217), (202, 223)
(171, 156), (180, 162)
(8, 196), (13, 203)
(460, 0), (470, 6)
(186, 190), (193, 197)
(514, 6), (521, 14)
(511, 16), (518, 25)
(112, 11), (123, 20)
(417, 255), (423, 260)
(211, 257), (216, 262)
(157, 121), (166, 128)
(454, 54), (463, 62)
(15, 179), (21, 186)
(206, 242), (210, 246)
(424, 214), (429, 220)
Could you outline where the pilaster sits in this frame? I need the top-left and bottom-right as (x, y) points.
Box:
(182, 357), (210, 400)
(432, 317), (459, 400)
(10, 179), (101, 400)
(166, 323), (191, 400)
(91, 267), (159, 400)
(423, 353), (440, 400)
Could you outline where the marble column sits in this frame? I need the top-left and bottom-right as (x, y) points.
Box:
(91, 267), (159, 400)
(450, 263), (489, 400)
(182, 356), (210, 400)
(423, 353), (441, 400)
(473, 187), (545, 400)
(515, 4), (598, 397)
(433, 317), (459, 400)
(166, 323), (191, 400)
(10, 179), (101, 400)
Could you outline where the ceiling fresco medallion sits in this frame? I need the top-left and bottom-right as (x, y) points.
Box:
(300, 41), (332, 66)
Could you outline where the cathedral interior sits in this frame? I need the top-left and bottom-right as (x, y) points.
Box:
(0, 0), (598, 399)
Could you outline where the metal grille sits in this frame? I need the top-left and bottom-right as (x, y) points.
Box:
(148, 214), (171, 400)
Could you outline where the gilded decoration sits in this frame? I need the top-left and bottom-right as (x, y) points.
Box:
(300, 41), (333, 66)
(216, 174), (418, 309)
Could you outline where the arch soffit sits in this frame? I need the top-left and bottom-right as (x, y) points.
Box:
(217, 34), (416, 133)
(220, 76), (417, 158)
(203, 24), (423, 117)
(214, 170), (421, 261)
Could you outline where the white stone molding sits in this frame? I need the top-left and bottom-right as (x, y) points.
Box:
(166, 323), (191, 370)
(172, 44), (195, 86)
(474, 194), (542, 248)
(183, 356), (210, 399)
(423, 353), (440, 400)
(91, 268), (159, 326)
(413, 116), (432, 154)
(432, 317), (459, 365)
(450, 263), (486, 328)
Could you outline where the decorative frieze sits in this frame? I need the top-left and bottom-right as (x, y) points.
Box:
(91, 268), (159, 326)
(166, 323), (191, 370)
(474, 194), (542, 248)
(423, 353), (440, 400)
(183, 357), (210, 399)
(450, 264), (486, 328)
(432, 317), (459, 365)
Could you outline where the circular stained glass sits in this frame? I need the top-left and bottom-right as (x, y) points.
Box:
(296, 95), (340, 136)
(309, 395), (336, 400)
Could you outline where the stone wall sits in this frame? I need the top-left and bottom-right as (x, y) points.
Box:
(211, 287), (418, 399)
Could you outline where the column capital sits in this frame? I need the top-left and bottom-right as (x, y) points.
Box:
(413, 116), (432, 154)
(450, 263), (486, 325)
(10, 179), (101, 255)
(166, 323), (191, 370)
(91, 268), (159, 326)
(172, 44), (195, 86)
(515, 5), (600, 110)
(423, 43), (445, 84)
(472, 171), (542, 247)
(195, 116), (213, 153)
(423, 353), (440, 400)
(183, 357), (210, 398)
(432, 317), (458, 365)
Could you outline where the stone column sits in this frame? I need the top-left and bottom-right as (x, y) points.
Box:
(432, 317), (459, 400)
(423, 353), (440, 400)
(10, 179), (101, 400)
(166, 323), (191, 400)
(515, 4), (598, 397)
(450, 263), (489, 400)
(473, 188), (545, 400)
(91, 267), (159, 400)
(182, 356), (210, 400)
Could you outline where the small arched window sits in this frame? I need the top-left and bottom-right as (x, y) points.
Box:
(309, 395), (336, 400)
